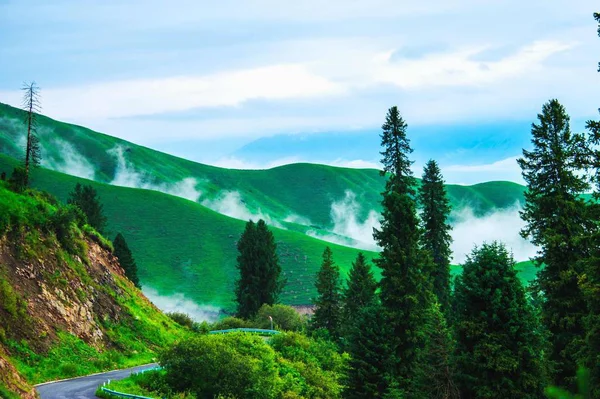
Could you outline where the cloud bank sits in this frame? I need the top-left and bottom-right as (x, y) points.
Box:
(41, 139), (96, 180)
(450, 204), (538, 263)
(202, 190), (282, 227)
(142, 286), (221, 322)
(109, 146), (202, 202)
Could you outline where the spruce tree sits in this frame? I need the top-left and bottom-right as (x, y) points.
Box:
(67, 183), (108, 234)
(342, 252), (376, 328)
(418, 159), (453, 314)
(453, 242), (546, 399)
(311, 247), (342, 339)
(517, 99), (589, 389)
(581, 14), (600, 397)
(345, 301), (394, 399)
(235, 219), (283, 319)
(373, 106), (431, 395)
(113, 233), (140, 288)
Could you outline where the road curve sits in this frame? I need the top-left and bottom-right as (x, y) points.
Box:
(35, 363), (158, 399)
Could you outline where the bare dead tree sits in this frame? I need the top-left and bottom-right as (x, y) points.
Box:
(21, 81), (41, 186)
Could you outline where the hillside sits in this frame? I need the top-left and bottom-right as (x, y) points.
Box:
(0, 102), (526, 233)
(0, 182), (187, 397)
(0, 155), (538, 315)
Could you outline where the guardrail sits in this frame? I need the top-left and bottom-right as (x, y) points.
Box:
(209, 328), (280, 335)
(99, 387), (155, 399)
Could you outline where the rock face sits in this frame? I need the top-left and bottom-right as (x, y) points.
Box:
(0, 235), (137, 397)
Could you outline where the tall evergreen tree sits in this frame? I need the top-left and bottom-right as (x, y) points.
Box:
(517, 99), (590, 389)
(580, 13), (600, 398)
(373, 106), (431, 395)
(345, 301), (394, 399)
(67, 183), (108, 234)
(235, 219), (283, 319)
(418, 159), (453, 314)
(113, 233), (140, 288)
(418, 302), (459, 399)
(311, 247), (342, 339)
(453, 242), (546, 399)
(21, 81), (41, 188)
(342, 252), (377, 327)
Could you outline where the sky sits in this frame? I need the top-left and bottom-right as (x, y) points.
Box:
(0, 0), (599, 183)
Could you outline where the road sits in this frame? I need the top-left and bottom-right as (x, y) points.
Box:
(35, 363), (158, 399)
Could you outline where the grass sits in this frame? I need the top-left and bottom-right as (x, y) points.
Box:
(0, 183), (189, 384)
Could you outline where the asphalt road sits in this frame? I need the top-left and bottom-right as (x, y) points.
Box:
(35, 363), (158, 399)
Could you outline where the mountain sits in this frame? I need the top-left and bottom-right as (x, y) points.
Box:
(0, 102), (538, 313)
(0, 182), (187, 397)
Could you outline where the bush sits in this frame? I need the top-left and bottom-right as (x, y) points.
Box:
(166, 312), (194, 329)
(211, 316), (252, 331)
(159, 333), (280, 398)
(253, 304), (306, 332)
(8, 167), (26, 193)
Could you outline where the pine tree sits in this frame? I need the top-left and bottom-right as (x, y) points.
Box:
(311, 247), (342, 339)
(418, 159), (453, 314)
(373, 106), (431, 394)
(235, 219), (283, 319)
(21, 81), (41, 188)
(254, 219), (284, 308)
(345, 302), (394, 399)
(342, 252), (377, 328)
(418, 302), (459, 399)
(67, 183), (108, 234)
(580, 14), (600, 397)
(517, 99), (589, 389)
(453, 242), (547, 399)
(113, 233), (140, 288)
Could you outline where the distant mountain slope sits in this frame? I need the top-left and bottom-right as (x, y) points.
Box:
(0, 102), (526, 233)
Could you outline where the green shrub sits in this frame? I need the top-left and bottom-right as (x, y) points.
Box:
(159, 333), (280, 398)
(211, 316), (252, 331)
(253, 304), (306, 332)
(0, 275), (18, 317)
(166, 312), (194, 329)
(0, 383), (20, 399)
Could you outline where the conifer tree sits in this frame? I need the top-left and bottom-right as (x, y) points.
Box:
(311, 247), (342, 339)
(67, 183), (108, 234)
(373, 106), (431, 394)
(235, 219), (283, 319)
(518, 99), (589, 389)
(580, 13), (600, 397)
(21, 81), (41, 188)
(113, 233), (140, 288)
(418, 159), (453, 314)
(453, 242), (546, 399)
(342, 252), (376, 327)
(345, 301), (394, 399)
(418, 302), (459, 399)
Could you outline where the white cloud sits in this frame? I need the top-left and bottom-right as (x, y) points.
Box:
(443, 156), (524, 184)
(307, 190), (380, 251)
(450, 204), (538, 263)
(370, 41), (575, 89)
(201, 190), (281, 227)
(41, 139), (96, 180)
(109, 145), (203, 202)
(3, 64), (342, 121)
(142, 286), (221, 322)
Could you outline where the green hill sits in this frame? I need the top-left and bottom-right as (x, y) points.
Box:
(0, 102), (526, 235)
(0, 154), (537, 314)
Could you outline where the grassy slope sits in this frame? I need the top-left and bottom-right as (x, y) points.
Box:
(0, 182), (188, 390)
(0, 102), (526, 232)
(0, 155), (538, 313)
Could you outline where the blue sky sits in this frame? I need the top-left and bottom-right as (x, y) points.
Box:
(0, 0), (598, 183)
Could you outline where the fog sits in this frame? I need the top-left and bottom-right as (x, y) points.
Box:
(41, 139), (96, 180)
(142, 286), (221, 322)
(109, 146), (202, 202)
(450, 204), (538, 263)
(202, 190), (282, 227)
